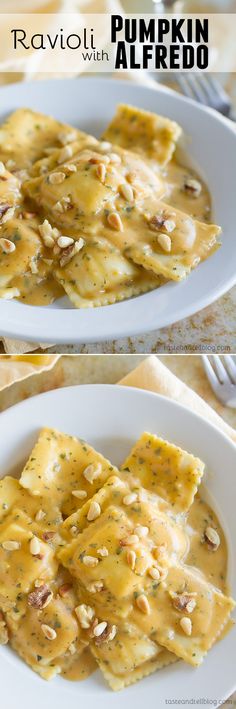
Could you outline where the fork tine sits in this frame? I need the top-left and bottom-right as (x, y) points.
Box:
(211, 355), (229, 384)
(222, 355), (236, 385)
(203, 75), (231, 114)
(202, 355), (220, 394)
(174, 74), (195, 101)
(182, 74), (209, 105)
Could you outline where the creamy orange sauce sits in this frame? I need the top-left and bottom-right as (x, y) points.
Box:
(0, 427), (234, 688)
(62, 647), (97, 682)
(0, 106), (221, 308)
(186, 494), (228, 593)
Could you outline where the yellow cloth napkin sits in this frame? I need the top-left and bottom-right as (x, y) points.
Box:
(119, 355), (236, 444)
(0, 354), (60, 390)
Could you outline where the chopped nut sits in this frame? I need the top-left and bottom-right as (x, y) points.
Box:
(107, 212), (123, 232)
(94, 622), (117, 645)
(58, 145), (73, 163)
(68, 642), (77, 655)
(120, 534), (139, 547)
(157, 233), (172, 252)
(136, 594), (150, 614)
(109, 152), (121, 164)
(93, 621), (107, 637)
(2, 540), (21, 551)
(58, 130), (77, 145)
(48, 171), (65, 185)
(87, 501), (101, 522)
(148, 566), (160, 581)
(180, 617), (192, 636)
(82, 555), (98, 567)
(204, 526), (220, 551)
(86, 581), (104, 593)
(134, 525), (149, 538)
(21, 211), (36, 220)
(28, 585), (53, 609)
(38, 219), (59, 248)
(119, 183), (134, 202)
(59, 237), (84, 267)
(29, 536), (41, 556)
(149, 214), (175, 233)
(172, 593), (196, 613)
(99, 141), (112, 152)
(183, 178), (202, 197)
(65, 164), (77, 173)
(123, 492), (138, 506)
(35, 509), (46, 522)
(126, 549), (136, 570)
(34, 579), (43, 588)
(41, 623), (57, 640)
(83, 462), (102, 484)
(42, 531), (55, 542)
(164, 219), (176, 233)
(0, 205), (15, 224)
(30, 258), (38, 275)
(58, 583), (72, 597)
(57, 236), (74, 249)
(96, 163), (106, 183)
(72, 489), (87, 499)
(0, 238), (16, 254)
(97, 546), (108, 557)
(75, 604), (95, 629)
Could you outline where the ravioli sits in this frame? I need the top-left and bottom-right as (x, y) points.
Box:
(59, 475), (188, 620)
(0, 105), (221, 308)
(0, 508), (57, 607)
(54, 237), (161, 308)
(0, 217), (49, 290)
(19, 427), (118, 517)
(91, 623), (175, 690)
(123, 202), (221, 282)
(0, 108), (83, 171)
(130, 564), (235, 666)
(101, 104), (182, 166)
(0, 427), (235, 690)
(121, 432), (205, 512)
(8, 596), (79, 679)
(23, 144), (164, 234)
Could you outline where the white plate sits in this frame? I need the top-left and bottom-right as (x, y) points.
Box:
(0, 78), (236, 343)
(0, 383), (235, 709)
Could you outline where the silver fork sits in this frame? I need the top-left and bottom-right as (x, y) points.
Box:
(174, 73), (233, 118)
(203, 355), (236, 407)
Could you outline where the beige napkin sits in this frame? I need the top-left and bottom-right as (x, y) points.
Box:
(0, 354), (60, 390)
(119, 355), (236, 444)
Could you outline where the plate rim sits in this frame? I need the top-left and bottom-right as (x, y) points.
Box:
(0, 382), (236, 707)
(0, 77), (236, 343)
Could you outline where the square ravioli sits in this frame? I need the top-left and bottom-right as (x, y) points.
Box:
(121, 432), (205, 512)
(0, 508), (57, 605)
(129, 563), (235, 666)
(122, 201), (221, 282)
(0, 217), (50, 292)
(0, 108), (84, 171)
(23, 143), (164, 235)
(91, 622), (175, 690)
(0, 475), (62, 529)
(19, 427), (119, 517)
(58, 476), (188, 620)
(54, 237), (161, 308)
(101, 103), (182, 166)
(8, 596), (80, 679)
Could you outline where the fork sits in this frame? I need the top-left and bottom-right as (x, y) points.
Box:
(203, 355), (236, 407)
(174, 73), (233, 118)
